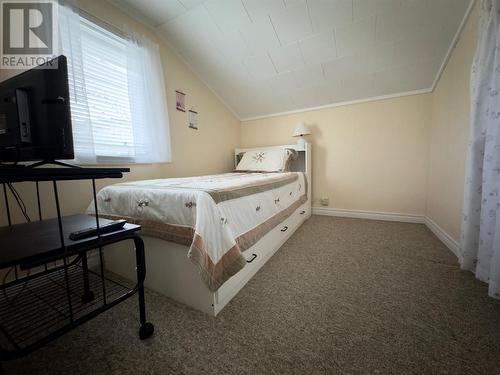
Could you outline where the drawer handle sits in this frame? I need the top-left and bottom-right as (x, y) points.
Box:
(281, 225), (289, 232)
(246, 253), (258, 263)
(300, 210), (306, 215)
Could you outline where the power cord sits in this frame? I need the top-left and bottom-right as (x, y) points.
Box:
(6, 183), (31, 222)
(2, 181), (32, 304)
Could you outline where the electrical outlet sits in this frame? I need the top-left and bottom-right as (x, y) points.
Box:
(320, 197), (329, 206)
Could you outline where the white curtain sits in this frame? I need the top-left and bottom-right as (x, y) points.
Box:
(57, 3), (171, 164)
(460, 0), (500, 298)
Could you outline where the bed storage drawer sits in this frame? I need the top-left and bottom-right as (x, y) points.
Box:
(297, 202), (310, 219)
(275, 202), (308, 241)
(214, 202), (310, 313)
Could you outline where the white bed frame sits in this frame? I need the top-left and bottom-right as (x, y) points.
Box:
(103, 143), (312, 316)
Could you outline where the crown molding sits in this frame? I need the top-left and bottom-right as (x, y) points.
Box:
(240, 88), (432, 122)
(431, 0), (476, 91)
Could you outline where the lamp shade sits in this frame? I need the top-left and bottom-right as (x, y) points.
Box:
(292, 122), (311, 137)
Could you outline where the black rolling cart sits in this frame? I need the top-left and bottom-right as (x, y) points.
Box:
(0, 167), (154, 363)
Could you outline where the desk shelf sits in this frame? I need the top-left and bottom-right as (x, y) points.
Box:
(0, 263), (132, 354)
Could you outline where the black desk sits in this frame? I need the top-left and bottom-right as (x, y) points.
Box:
(0, 166), (154, 362)
(0, 167), (130, 183)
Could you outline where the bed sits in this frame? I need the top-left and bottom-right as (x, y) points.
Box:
(92, 144), (311, 316)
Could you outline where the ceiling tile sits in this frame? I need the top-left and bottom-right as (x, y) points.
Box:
(263, 93), (296, 114)
(239, 17), (281, 54)
(335, 16), (376, 57)
(374, 58), (441, 94)
(308, 0), (353, 32)
(267, 71), (298, 96)
(204, 0), (252, 32)
(284, 0), (306, 6)
(203, 26), (250, 60)
(269, 43), (304, 73)
(122, 0), (186, 26)
(293, 65), (326, 89)
(375, 3), (429, 44)
(298, 30), (337, 65)
(242, 0), (285, 22)
(243, 53), (277, 79)
(178, 0), (204, 9)
(161, 4), (250, 61)
(353, 0), (399, 20)
(424, 0), (470, 35)
(159, 7), (207, 46)
(290, 84), (336, 109)
(289, 87), (318, 109)
(270, 2), (313, 45)
(341, 74), (376, 102)
(322, 43), (395, 83)
(393, 28), (446, 67)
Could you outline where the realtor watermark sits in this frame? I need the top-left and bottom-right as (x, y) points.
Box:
(1, 0), (58, 69)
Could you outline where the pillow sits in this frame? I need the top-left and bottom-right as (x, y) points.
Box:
(236, 148), (296, 172)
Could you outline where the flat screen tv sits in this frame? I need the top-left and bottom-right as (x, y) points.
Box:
(0, 55), (74, 165)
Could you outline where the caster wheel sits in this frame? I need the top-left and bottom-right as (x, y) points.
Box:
(139, 322), (154, 340)
(81, 291), (95, 304)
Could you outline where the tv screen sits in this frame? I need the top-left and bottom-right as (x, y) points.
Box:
(0, 55), (74, 164)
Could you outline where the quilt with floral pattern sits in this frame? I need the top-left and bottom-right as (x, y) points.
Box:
(87, 172), (307, 291)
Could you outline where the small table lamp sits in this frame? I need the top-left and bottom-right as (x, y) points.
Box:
(292, 122), (311, 149)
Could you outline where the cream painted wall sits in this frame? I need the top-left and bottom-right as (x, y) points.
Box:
(241, 94), (432, 215)
(426, 3), (479, 242)
(240, 3), (479, 245)
(0, 0), (240, 225)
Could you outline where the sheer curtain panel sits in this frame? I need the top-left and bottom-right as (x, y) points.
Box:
(460, 0), (500, 298)
(58, 4), (171, 164)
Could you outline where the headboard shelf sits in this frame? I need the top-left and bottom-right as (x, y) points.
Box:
(234, 143), (312, 202)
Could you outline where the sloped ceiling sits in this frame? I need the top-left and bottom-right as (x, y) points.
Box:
(111, 0), (473, 120)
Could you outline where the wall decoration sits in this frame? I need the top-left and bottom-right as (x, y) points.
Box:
(188, 109), (198, 130)
(175, 90), (185, 112)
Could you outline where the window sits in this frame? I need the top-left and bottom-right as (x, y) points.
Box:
(58, 6), (171, 164)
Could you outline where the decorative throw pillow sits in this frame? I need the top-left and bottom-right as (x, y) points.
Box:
(236, 148), (296, 172)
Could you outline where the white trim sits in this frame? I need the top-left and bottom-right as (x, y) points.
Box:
(240, 88), (432, 122)
(424, 217), (460, 256)
(312, 207), (425, 224)
(312, 207), (461, 256)
(431, 0), (476, 90)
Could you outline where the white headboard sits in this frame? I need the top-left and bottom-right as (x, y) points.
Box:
(234, 143), (312, 202)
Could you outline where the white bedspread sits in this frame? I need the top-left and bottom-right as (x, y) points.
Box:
(87, 172), (307, 290)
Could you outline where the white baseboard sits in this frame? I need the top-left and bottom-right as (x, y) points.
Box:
(312, 207), (460, 255)
(423, 217), (460, 256)
(312, 207), (425, 223)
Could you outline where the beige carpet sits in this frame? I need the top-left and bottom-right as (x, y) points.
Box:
(5, 215), (500, 374)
